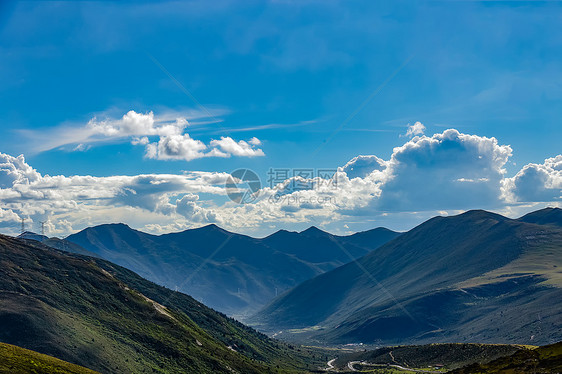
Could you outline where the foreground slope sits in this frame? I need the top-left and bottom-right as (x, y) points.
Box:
(333, 343), (528, 372)
(0, 342), (100, 374)
(251, 209), (562, 346)
(0, 234), (325, 373)
(64, 223), (399, 318)
(452, 341), (562, 373)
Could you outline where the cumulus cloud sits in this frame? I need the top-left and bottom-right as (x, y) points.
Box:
(87, 110), (187, 138)
(209, 136), (265, 157)
(175, 193), (217, 223)
(24, 111), (190, 153)
(255, 129), (515, 216)
(1, 127), (560, 238)
(99, 112), (265, 160)
(339, 155), (386, 179)
(0, 152), (231, 236)
(142, 134), (265, 161)
(404, 121), (426, 137)
(504, 155), (562, 202)
(248, 137), (262, 146)
(145, 134), (208, 161)
(0, 153), (41, 188)
(21, 110), (265, 161)
(377, 129), (512, 210)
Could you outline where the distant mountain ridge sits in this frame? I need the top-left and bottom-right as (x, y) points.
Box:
(250, 208), (562, 346)
(17, 232), (99, 258)
(519, 207), (562, 227)
(18, 231), (49, 242)
(62, 223), (400, 319)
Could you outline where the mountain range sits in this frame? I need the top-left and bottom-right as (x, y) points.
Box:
(3, 207), (562, 372)
(249, 208), (562, 346)
(54, 223), (399, 319)
(0, 234), (327, 373)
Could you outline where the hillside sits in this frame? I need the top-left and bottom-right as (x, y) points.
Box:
(0, 234), (327, 373)
(332, 343), (528, 372)
(63, 223), (399, 319)
(17, 233), (99, 258)
(519, 207), (562, 228)
(250, 208), (562, 346)
(452, 341), (562, 373)
(0, 342), (100, 374)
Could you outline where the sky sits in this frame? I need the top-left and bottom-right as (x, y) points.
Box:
(0, 0), (560, 238)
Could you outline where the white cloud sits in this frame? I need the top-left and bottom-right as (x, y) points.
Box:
(0, 153), (41, 188)
(145, 134), (208, 161)
(0, 207), (20, 222)
(131, 136), (149, 146)
(86, 110), (187, 138)
(0, 152), (231, 236)
(404, 121), (426, 137)
(248, 137), (262, 146)
(339, 155), (386, 179)
(24, 111), (190, 153)
(377, 129), (512, 210)
(209, 136), (265, 157)
(20, 109), (266, 161)
(251, 129), (515, 218)
(0, 128), (559, 238)
(142, 134), (265, 161)
(503, 155), (562, 202)
(175, 193), (218, 223)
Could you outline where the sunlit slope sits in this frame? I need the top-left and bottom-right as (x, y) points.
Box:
(452, 341), (562, 373)
(251, 209), (562, 346)
(0, 342), (100, 374)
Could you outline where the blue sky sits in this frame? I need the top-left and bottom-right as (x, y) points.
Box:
(0, 0), (560, 237)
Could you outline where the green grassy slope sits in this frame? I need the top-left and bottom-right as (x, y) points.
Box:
(0, 342), (100, 374)
(332, 343), (529, 372)
(87, 251), (330, 372)
(0, 234), (326, 373)
(452, 341), (562, 373)
(250, 209), (562, 346)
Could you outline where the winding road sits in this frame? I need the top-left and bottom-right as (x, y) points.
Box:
(327, 358), (442, 373)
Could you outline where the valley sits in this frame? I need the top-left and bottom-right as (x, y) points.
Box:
(2, 208), (561, 373)
(250, 208), (562, 347)
(47, 223), (398, 320)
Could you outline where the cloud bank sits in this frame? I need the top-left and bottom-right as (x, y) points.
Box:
(0, 125), (560, 237)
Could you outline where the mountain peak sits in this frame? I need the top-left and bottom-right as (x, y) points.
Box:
(191, 223), (230, 234)
(263, 229), (297, 240)
(519, 207), (562, 227)
(300, 226), (328, 236)
(17, 231), (49, 242)
(89, 222), (132, 231)
(455, 209), (508, 221)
